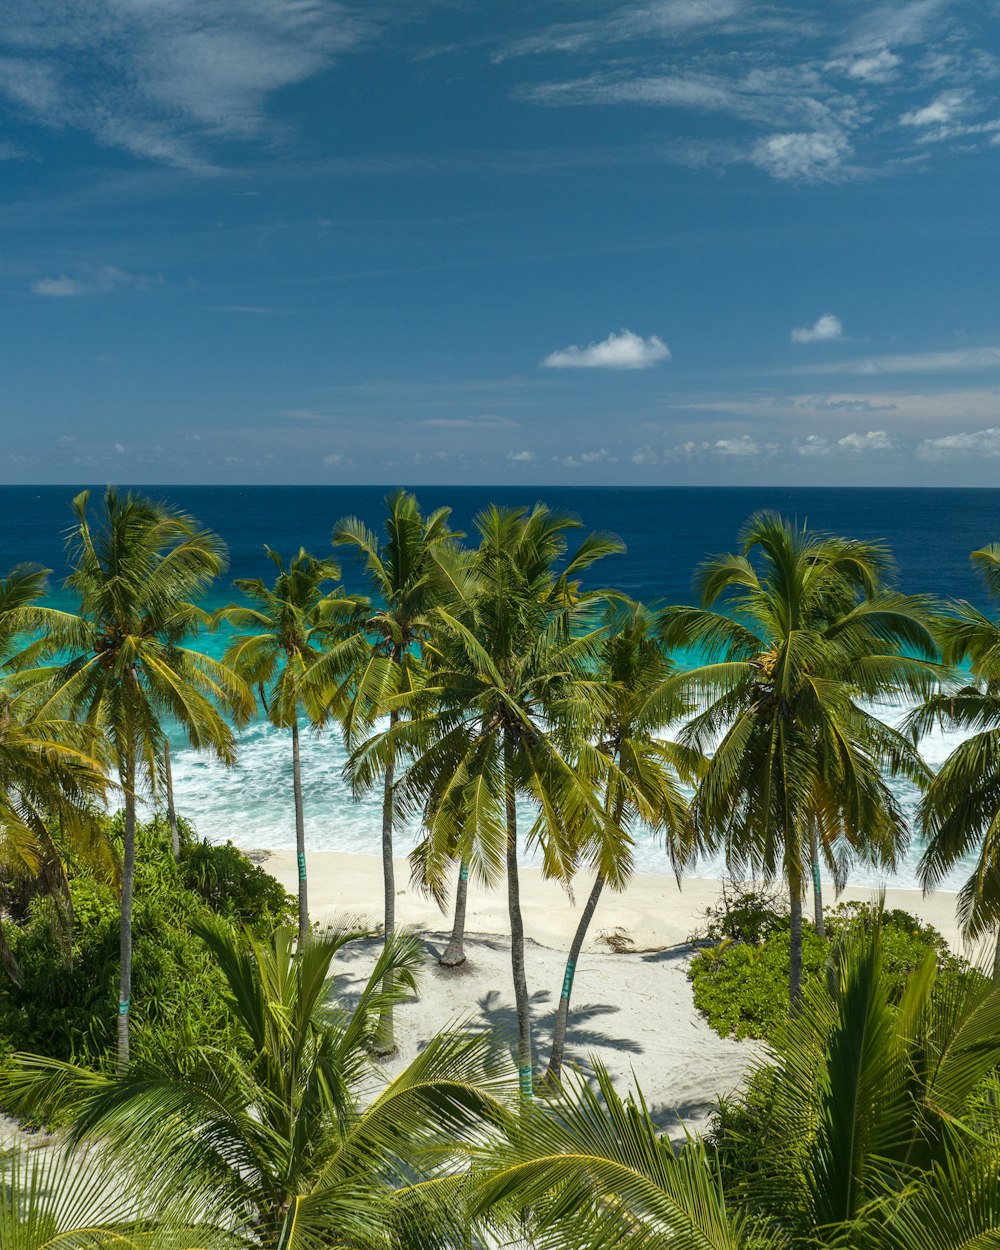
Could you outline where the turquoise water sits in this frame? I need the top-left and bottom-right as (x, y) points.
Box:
(2, 485), (998, 888)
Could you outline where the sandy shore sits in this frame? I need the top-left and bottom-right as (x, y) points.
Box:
(266, 849), (968, 955)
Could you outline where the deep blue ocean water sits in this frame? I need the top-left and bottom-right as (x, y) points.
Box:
(2, 484), (998, 888)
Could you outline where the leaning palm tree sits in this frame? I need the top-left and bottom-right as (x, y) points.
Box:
(36, 489), (252, 1070)
(216, 547), (361, 948)
(473, 915), (1000, 1250)
(358, 504), (623, 1098)
(332, 490), (468, 1054)
(909, 543), (1000, 974)
(4, 919), (516, 1250)
(660, 512), (939, 1009)
(546, 600), (701, 1083)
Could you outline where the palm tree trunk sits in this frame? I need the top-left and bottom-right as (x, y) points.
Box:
(0, 919), (21, 985)
(291, 717), (310, 949)
(374, 707), (399, 1057)
(789, 871), (804, 1014)
(547, 871), (605, 1084)
(505, 742), (533, 1100)
(164, 738), (180, 861)
(440, 860), (469, 967)
(992, 928), (1000, 982)
(810, 822), (825, 938)
(118, 755), (136, 1074)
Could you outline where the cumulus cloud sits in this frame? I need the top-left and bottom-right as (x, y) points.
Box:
(917, 428), (1000, 460)
(32, 266), (157, 297)
(795, 435), (831, 457)
(632, 445), (660, 465)
(791, 313), (845, 344)
(559, 448), (618, 467)
(750, 130), (853, 182)
(900, 89), (967, 129)
(541, 328), (670, 370)
(712, 436), (759, 457)
(837, 429), (894, 451)
(507, 449), (535, 462)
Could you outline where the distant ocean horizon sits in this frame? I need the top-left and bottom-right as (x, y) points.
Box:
(4, 483), (999, 892)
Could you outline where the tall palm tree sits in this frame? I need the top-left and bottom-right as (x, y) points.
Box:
(332, 490), (468, 1055)
(357, 504), (624, 1098)
(216, 547), (361, 949)
(909, 543), (1000, 974)
(472, 916), (1000, 1250)
(660, 512), (938, 1009)
(4, 920), (515, 1250)
(546, 600), (700, 1083)
(37, 488), (252, 1070)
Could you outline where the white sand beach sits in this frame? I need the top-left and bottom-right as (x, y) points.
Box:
(258, 851), (972, 1136)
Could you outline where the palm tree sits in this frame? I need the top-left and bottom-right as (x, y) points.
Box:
(0, 563), (111, 977)
(472, 916), (1000, 1250)
(37, 488), (252, 1070)
(546, 600), (700, 1083)
(660, 512), (938, 1009)
(909, 543), (1000, 975)
(332, 490), (468, 1055)
(4, 920), (515, 1250)
(357, 504), (624, 1098)
(216, 547), (360, 949)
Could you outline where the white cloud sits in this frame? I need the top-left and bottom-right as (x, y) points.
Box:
(832, 48), (901, 83)
(422, 415), (520, 429)
(32, 266), (156, 297)
(712, 436), (759, 457)
(917, 428), (1000, 460)
(559, 448), (618, 467)
(795, 435), (831, 456)
(323, 453), (344, 466)
(0, 1), (369, 170)
(113, 443), (126, 454)
(632, 445), (660, 465)
(750, 129), (852, 182)
(786, 345), (1000, 376)
(791, 313), (845, 344)
(507, 449), (535, 462)
(837, 429), (894, 451)
(541, 328), (670, 370)
(900, 89), (967, 128)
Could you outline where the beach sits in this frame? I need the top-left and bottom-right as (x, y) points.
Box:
(255, 851), (971, 1137)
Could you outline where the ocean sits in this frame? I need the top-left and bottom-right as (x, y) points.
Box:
(3, 484), (998, 890)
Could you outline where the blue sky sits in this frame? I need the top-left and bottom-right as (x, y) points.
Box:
(2, 0), (1000, 486)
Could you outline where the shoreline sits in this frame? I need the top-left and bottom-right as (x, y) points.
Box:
(263, 849), (970, 956)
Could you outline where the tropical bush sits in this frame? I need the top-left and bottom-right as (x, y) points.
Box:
(0, 817), (290, 1071)
(690, 898), (972, 1040)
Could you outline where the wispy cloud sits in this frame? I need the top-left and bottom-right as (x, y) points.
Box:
(558, 448), (618, 467)
(838, 429), (894, 451)
(791, 313), (845, 343)
(783, 344), (1000, 375)
(916, 428), (1000, 460)
(0, 1), (370, 170)
(32, 265), (157, 297)
(422, 415), (520, 429)
(507, 449), (535, 461)
(542, 328), (670, 370)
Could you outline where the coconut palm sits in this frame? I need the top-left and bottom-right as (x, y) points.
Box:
(473, 916), (1000, 1250)
(356, 504), (624, 1099)
(4, 919), (515, 1250)
(546, 600), (701, 1083)
(36, 488), (252, 1070)
(331, 490), (469, 1055)
(0, 563), (111, 976)
(216, 547), (361, 949)
(660, 512), (939, 1009)
(908, 543), (1000, 974)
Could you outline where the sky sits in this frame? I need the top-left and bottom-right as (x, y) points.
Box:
(2, 0), (1000, 487)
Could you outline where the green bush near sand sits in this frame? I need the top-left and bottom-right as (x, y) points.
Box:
(0, 817), (293, 1072)
(690, 896), (974, 1041)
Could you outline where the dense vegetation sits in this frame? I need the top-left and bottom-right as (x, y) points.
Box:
(6, 487), (1000, 1246)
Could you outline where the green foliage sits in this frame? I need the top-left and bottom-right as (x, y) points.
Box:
(0, 817), (279, 1071)
(690, 900), (974, 1041)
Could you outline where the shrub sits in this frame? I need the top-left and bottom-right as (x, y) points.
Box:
(689, 900), (974, 1042)
(179, 840), (293, 935)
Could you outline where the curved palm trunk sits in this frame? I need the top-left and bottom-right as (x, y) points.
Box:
(118, 754), (136, 1074)
(789, 870), (804, 1014)
(547, 871), (605, 1084)
(810, 822), (825, 938)
(291, 717), (309, 949)
(374, 707), (399, 1057)
(440, 860), (469, 967)
(992, 928), (1000, 982)
(505, 742), (533, 1100)
(164, 738), (180, 861)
